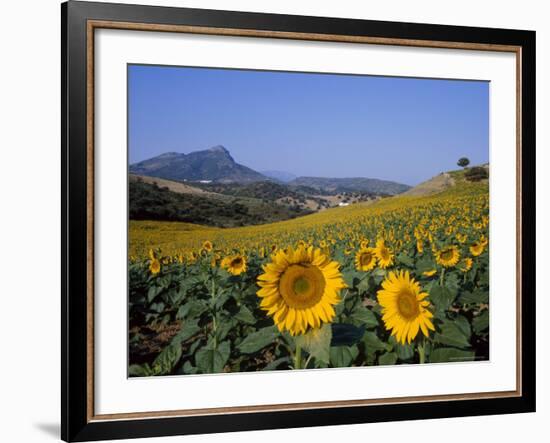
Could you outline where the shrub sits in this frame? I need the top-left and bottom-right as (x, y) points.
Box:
(465, 166), (488, 182)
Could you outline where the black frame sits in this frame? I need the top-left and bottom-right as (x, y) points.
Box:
(62, 1), (536, 441)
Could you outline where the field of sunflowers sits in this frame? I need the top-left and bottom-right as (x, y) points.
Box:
(129, 180), (489, 376)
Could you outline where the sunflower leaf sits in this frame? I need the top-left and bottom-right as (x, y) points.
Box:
(195, 340), (231, 374)
(153, 342), (183, 375)
(459, 289), (489, 305)
(362, 330), (392, 353)
(176, 299), (208, 320)
(234, 305), (256, 325)
(429, 347), (475, 363)
(388, 336), (415, 360)
(472, 310), (489, 334)
(237, 326), (278, 354)
(348, 306), (378, 329)
(378, 352), (398, 365)
(434, 319), (471, 348)
(415, 256), (436, 274)
(263, 357), (290, 371)
(147, 285), (163, 304)
(397, 253), (414, 268)
(296, 323), (332, 365)
(429, 285), (456, 313)
(330, 345), (359, 367)
(173, 319), (200, 344)
(331, 323), (366, 346)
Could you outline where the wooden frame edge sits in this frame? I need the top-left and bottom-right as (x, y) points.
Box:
(71, 8), (532, 436)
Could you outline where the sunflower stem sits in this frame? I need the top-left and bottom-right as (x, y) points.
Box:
(294, 343), (302, 370)
(304, 354), (314, 369)
(439, 267), (446, 287)
(418, 341), (426, 364)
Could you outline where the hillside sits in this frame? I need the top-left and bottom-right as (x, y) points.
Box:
(260, 170), (297, 182)
(129, 174), (213, 195)
(129, 178), (312, 228)
(129, 145), (267, 183)
(289, 176), (410, 195)
(403, 164), (489, 196)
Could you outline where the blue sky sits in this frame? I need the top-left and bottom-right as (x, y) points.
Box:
(128, 65), (488, 186)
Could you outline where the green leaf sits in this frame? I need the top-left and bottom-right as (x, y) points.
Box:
(173, 320), (200, 344)
(330, 345), (359, 367)
(472, 310), (489, 334)
(362, 330), (392, 353)
(349, 306), (379, 329)
(182, 360), (198, 374)
(434, 319), (471, 348)
(429, 285), (456, 312)
(147, 285), (162, 303)
(388, 337), (414, 361)
(444, 272), (461, 293)
(129, 363), (154, 377)
(378, 352), (398, 365)
(153, 342), (183, 375)
(372, 269), (387, 285)
(459, 289), (489, 305)
(237, 326), (278, 354)
(453, 315), (472, 339)
(429, 347), (475, 363)
(176, 300), (208, 320)
(331, 323), (366, 347)
(234, 305), (256, 325)
(195, 341), (231, 374)
(356, 277), (371, 295)
(295, 323), (332, 365)
(263, 357), (290, 371)
(416, 256), (436, 274)
(396, 253), (414, 267)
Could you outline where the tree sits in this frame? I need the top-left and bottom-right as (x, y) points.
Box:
(457, 157), (470, 168)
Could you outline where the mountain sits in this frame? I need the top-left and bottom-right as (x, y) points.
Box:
(129, 145), (268, 183)
(289, 176), (411, 195)
(260, 170), (297, 183)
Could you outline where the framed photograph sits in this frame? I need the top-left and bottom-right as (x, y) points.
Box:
(62, 1), (536, 441)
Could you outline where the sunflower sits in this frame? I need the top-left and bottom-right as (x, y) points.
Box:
(470, 240), (485, 257)
(360, 239), (370, 249)
(416, 239), (424, 254)
(149, 258), (161, 275)
(202, 240), (213, 252)
(221, 254), (247, 275)
(355, 247), (377, 272)
(377, 270), (435, 344)
(257, 245), (346, 336)
(422, 269), (437, 277)
(459, 257), (473, 273)
(435, 245), (460, 268)
(375, 239), (394, 268)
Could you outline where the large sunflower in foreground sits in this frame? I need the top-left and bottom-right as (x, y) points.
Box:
(377, 270), (435, 344)
(375, 239), (394, 268)
(355, 247), (377, 271)
(257, 246), (346, 336)
(435, 245), (460, 268)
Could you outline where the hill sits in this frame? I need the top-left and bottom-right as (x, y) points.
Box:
(260, 170), (297, 182)
(129, 178), (312, 228)
(129, 174), (213, 196)
(403, 164), (489, 196)
(289, 176), (410, 195)
(129, 145), (267, 183)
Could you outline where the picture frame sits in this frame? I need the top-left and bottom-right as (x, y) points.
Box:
(61, 1), (536, 441)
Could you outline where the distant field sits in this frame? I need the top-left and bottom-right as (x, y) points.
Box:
(129, 180), (488, 258)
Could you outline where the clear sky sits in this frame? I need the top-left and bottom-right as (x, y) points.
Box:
(128, 64), (488, 186)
